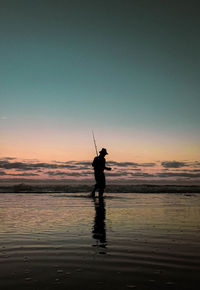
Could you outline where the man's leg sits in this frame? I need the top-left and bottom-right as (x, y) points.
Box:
(98, 188), (104, 198)
(90, 183), (98, 197)
(98, 173), (105, 198)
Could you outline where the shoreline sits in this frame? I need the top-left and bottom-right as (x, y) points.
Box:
(0, 183), (200, 193)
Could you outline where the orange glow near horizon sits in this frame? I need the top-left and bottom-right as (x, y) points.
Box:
(1, 120), (200, 163)
(5, 139), (200, 161)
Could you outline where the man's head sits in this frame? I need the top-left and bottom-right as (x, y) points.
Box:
(99, 148), (108, 156)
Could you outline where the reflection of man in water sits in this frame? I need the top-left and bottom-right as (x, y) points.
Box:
(92, 197), (106, 246)
(90, 148), (111, 198)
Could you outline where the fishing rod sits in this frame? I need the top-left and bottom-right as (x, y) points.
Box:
(92, 131), (98, 156)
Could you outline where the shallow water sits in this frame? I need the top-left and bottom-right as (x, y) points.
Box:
(0, 193), (200, 289)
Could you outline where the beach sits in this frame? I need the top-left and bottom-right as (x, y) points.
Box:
(0, 192), (200, 289)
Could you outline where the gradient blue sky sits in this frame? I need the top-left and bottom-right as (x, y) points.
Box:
(0, 0), (199, 164)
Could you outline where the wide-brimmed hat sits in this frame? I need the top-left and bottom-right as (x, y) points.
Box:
(99, 148), (108, 155)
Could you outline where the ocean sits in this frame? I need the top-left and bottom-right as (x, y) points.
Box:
(0, 192), (200, 289)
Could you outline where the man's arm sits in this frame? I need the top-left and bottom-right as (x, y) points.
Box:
(104, 160), (111, 171)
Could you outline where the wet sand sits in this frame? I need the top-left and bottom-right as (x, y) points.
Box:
(0, 193), (200, 289)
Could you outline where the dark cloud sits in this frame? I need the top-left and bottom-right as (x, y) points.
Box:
(107, 171), (154, 178)
(193, 162), (200, 168)
(73, 161), (92, 166)
(10, 173), (39, 176)
(106, 172), (130, 177)
(0, 170), (38, 176)
(0, 171), (7, 175)
(108, 161), (156, 167)
(0, 160), (49, 170)
(130, 172), (155, 177)
(0, 159), (93, 171)
(175, 169), (200, 173)
(0, 160), (83, 171)
(56, 161), (91, 170)
(109, 161), (139, 167)
(0, 157), (16, 161)
(68, 165), (91, 170)
(161, 161), (187, 168)
(157, 172), (200, 178)
(0, 159), (156, 173)
(1, 158), (199, 180)
(140, 163), (156, 167)
(59, 164), (79, 169)
(46, 171), (92, 177)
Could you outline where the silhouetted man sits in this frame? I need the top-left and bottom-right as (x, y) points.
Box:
(90, 148), (111, 198)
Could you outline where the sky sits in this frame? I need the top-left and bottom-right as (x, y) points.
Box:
(0, 0), (200, 182)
